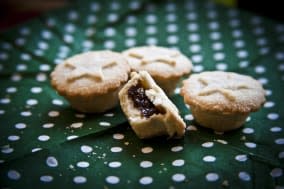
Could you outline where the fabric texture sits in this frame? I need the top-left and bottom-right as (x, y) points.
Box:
(0, 0), (284, 188)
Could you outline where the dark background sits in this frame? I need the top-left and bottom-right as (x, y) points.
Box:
(0, 0), (283, 32)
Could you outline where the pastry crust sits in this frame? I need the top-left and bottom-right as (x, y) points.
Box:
(123, 46), (192, 95)
(119, 71), (186, 139)
(50, 50), (130, 113)
(180, 71), (266, 131)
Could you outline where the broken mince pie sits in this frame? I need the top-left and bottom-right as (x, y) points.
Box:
(119, 71), (186, 139)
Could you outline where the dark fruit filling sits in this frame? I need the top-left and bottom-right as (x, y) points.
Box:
(128, 83), (161, 118)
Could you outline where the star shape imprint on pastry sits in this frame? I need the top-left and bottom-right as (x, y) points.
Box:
(197, 77), (249, 101)
(65, 57), (116, 82)
(128, 47), (180, 66)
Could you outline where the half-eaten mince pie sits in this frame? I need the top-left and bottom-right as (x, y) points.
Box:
(119, 71), (186, 139)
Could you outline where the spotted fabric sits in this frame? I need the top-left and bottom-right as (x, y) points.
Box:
(0, 0), (284, 188)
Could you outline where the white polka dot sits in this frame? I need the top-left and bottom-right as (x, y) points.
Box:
(212, 42), (223, 50)
(139, 176), (153, 185)
(16, 64), (27, 71)
(235, 154), (248, 162)
(270, 127), (282, 132)
(40, 175), (53, 182)
(265, 90), (272, 96)
(184, 114), (194, 121)
(104, 40), (115, 49)
(15, 38), (26, 46)
(73, 176), (87, 184)
(208, 21), (219, 30)
(146, 14), (157, 23)
(275, 138), (284, 145)
(129, 1), (140, 10)
(75, 114), (85, 118)
(26, 99), (38, 106)
(31, 87), (42, 93)
(36, 73), (47, 82)
(203, 156), (216, 162)
(172, 173), (186, 182)
(36, 49), (46, 56)
(7, 170), (21, 180)
(113, 133), (124, 140)
(20, 111), (32, 117)
(174, 87), (180, 94)
(216, 63), (227, 71)
(172, 159), (185, 166)
(65, 23), (76, 33)
(52, 99), (64, 106)
(105, 27), (116, 37)
(38, 135), (50, 141)
(264, 101), (275, 108)
(206, 173), (219, 182)
(42, 123), (54, 129)
(258, 77), (268, 85)
(193, 64), (204, 72)
(146, 25), (157, 34)
(244, 142), (257, 148)
(41, 30), (52, 39)
(99, 122), (111, 127)
(232, 29), (242, 38)
(167, 35), (179, 44)
(189, 44), (201, 53)
(187, 125), (198, 131)
(90, 2), (100, 11)
(104, 113), (114, 117)
(0, 98), (10, 104)
(140, 161), (153, 168)
(146, 37), (157, 45)
(39, 64), (50, 71)
(77, 161), (90, 168)
(31, 148), (42, 153)
(237, 50), (248, 58)
(66, 135), (78, 141)
(210, 32), (221, 40)
(8, 135), (20, 141)
(108, 161), (122, 168)
(46, 156), (58, 167)
(38, 41), (49, 50)
(0, 160), (4, 163)
(141, 147), (153, 154)
(216, 139), (228, 144)
(15, 123), (26, 129)
(255, 65), (266, 74)
(202, 142), (214, 148)
(48, 111), (60, 117)
(107, 13), (118, 22)
(171, 146), (183, 152)
(125, 38), (136, 47)
(64, 34), (74, 43)
(267, 113), (279, 120)
(81, 145), (93, 153)
(70, 122), (83, 129)
(106, 176), (120, 184)
(6, 87), (17, 93)
(1, 146), (14, 154)
(270, 168), (283, 177)
(191, 54), (203, 63)
(167, 24), (178, 33)
(235, 40), (245, 48)
(0, 52), (8, 60)
(166, 13), (176, 22)
(0, 110), (5, 115)
(242, 128), (254, 134)
(238, 171), (251, 181)
(188, 33), (200, 42)
(21, 53), (31, 61)
(253, 27), (264, 35)
(125, 27), (137, 36)
(278, 152), (284, 159)
(187, 23), (198, 31)
(111, 147), (122, 153)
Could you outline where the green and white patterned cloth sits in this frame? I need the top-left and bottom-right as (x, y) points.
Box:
(0, 0), (284, 188)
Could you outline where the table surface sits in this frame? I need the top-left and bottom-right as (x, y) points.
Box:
(0, 0), (284, 188)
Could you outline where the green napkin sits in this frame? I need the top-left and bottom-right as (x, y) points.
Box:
(1, 0), (284, 188)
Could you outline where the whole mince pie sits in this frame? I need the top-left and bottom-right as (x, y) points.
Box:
(119, 71), (186, 139)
